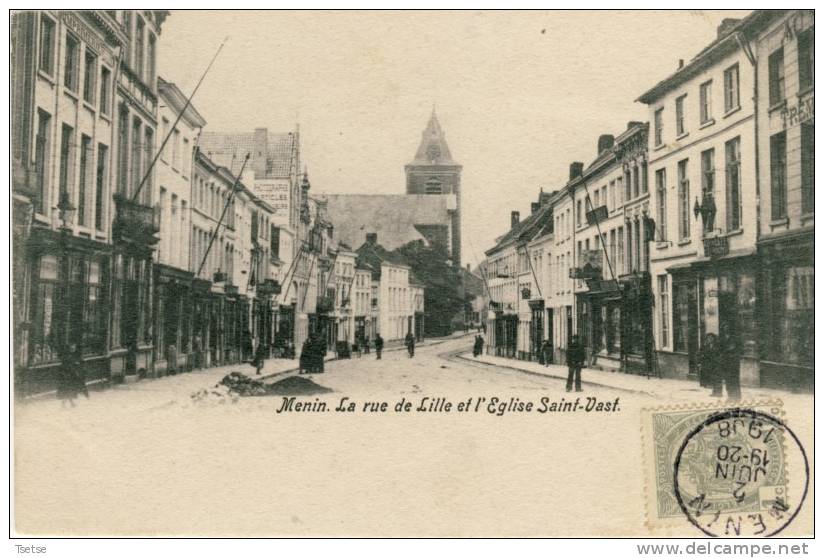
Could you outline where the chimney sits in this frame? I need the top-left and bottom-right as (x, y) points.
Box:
(511, 211), (520, 229)
(717, 18), (741, 39)
(677, 59), (684, 70)
(252, 128), (268, 177)
(366, 232), (377, 244)
(531, 202), (540, 214)
(569, 162), (584, 180)
(597, 134), (615, 154)
(466, 263), (471, 272)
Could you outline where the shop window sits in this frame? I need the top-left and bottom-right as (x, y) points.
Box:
(28, 255), (60, 365)
(767, 266), (813, 367)
(658, 275), (669, 348)
(82, 259), (108, 355)
(672, 281), (692, 353)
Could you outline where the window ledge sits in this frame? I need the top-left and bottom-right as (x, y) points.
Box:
(724, 228), (744, 238)
(82, 100), (97, 113)
(99, 111), (111, 124)
(797, 85), (814, 98)
(800, 211), (814, 224)
(63, 88), (79, 102)
(723, 105), (742, 119)
(677, 238), (691, 246)
(676, 131), (689, 141)
(655, 241), (670, 250)
(653, 142), (666, 152)
(769, 217), (789, 229)
(38, 69), (56, 85)
(768, 99), (787, 114)
(699, 118), (716, 130)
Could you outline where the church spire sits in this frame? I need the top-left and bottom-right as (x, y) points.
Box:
(410, 108), (457, 166)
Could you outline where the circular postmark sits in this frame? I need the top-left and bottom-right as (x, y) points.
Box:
(673, 408), (809, 537)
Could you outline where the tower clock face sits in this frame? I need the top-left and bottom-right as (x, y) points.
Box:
(426, 144), (441, 162)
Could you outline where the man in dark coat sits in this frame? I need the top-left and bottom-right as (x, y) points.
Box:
(374, 333), (384, 360)
(542, 339), (554, 366)
(566, 334), (586, 393)
(718, 324), (741, 401)
(252, 342), (268, 375)
(405, 331), (415, 358)
(57, 343), (87, 407)
(699, 333), (720, 394)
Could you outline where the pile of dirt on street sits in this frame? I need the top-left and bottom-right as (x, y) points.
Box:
(219, 371), (269, 396)
(267, 375), (333, 396)
(190, 384), (240, 404)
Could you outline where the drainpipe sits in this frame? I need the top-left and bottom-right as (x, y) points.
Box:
(736, 31), (760, 243)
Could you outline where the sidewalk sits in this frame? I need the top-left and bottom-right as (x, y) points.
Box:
(459, 352), (812, 404)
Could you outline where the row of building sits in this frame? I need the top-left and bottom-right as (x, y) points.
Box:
(11, 10), (426, 396)
(482, 10), (813, 391)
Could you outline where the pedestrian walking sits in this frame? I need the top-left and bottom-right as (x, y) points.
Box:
(57, 343), (87, 407)
(374, 333), (384, 360)
(405, 331), (415, 358)
(299, 337), (313, 374)
(363, 336), (371, 354)
(353, 339), (361, 358)
(718, 324), (742, 401)
(252, 341), (268, 375)
(542, 339), (554, 366)
(566, 334), (585, 393)
(473, 335), (484, 357)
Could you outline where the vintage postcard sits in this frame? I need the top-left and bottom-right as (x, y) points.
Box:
(10, 9), (814, 539)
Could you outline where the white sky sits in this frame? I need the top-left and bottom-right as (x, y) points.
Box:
(158, 10), (752, 267)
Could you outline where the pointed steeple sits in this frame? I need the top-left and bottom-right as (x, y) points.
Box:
(409, 108), (457, 166)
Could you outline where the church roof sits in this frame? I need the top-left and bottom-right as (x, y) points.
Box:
(407, 109), (459, 167)
(198, 131), (296, 178)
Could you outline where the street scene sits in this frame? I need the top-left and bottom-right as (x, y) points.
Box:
(11, 9), (814, 538)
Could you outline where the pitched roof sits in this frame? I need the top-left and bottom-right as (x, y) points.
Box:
(407, 108), (459, 167)
(486, 203), (553, 256)
(198, 131), (296, 178)
(320, 193), (455, 253)
(355, 241), (410, 280)
(636, 10), (774, 104)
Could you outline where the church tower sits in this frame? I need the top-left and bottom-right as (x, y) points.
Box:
(405, 108), (462, 266)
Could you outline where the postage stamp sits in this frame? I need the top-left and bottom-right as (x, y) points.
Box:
(641, 400), (810, 537)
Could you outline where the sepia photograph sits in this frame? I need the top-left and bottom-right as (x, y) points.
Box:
(9, 7), (815, 542)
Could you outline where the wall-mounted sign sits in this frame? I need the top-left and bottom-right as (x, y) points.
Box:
(781, 94), (814, 129)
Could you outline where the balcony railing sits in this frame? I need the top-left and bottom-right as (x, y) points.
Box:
(112, 193), (159, 245)
(586, 205), (609, 226)
(317, 295), (334, 314)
